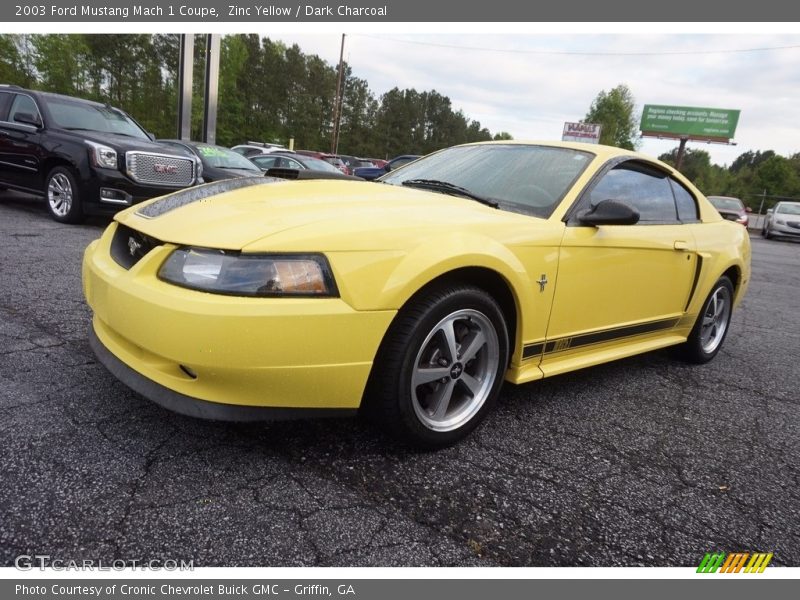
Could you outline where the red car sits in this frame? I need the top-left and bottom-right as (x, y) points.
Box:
(707, 196), (750, 226)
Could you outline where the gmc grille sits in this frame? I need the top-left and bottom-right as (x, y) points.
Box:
(110, 224), (162, 270)
(126, 152), (195, 187)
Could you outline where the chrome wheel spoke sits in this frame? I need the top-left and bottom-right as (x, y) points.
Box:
(460, 372), (482, 398)
(412, 366), (451, 387)
(430, 380), (456, 421)
(460, 330), (486, 364)
(440, 320), (459, 363)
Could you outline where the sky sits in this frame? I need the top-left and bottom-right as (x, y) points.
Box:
(264, 32), (800, 166)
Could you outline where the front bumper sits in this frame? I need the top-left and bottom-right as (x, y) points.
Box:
(83, 224), (396, 415)
(769, 221), (800, 237)
(81, 169), (193, 216)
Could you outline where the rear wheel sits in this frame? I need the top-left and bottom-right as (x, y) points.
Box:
(45, 167), (84, 224)
(364, 284), (509, 449)
(678, 276), (734, 364)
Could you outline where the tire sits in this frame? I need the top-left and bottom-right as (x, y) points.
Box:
(45, 166), (84, 224)
(763, 223), (772, 239)
(363, 284), (509, 449)
(678, 276), (734, 364)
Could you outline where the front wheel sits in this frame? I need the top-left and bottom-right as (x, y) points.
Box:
(45, 167), (84, 224)
(678, 276), (734, 364)
(363, 284), (509, 449)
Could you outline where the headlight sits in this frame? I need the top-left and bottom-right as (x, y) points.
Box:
(776, 219), (786, 225)
(158, 248), (338, 297)
(86, 140), (118, 169)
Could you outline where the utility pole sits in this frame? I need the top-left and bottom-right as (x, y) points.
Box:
(330, 34), (346, 155)
(757, 189), (767, 216)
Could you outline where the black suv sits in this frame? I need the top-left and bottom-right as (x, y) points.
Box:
(0, 85), (200, 223)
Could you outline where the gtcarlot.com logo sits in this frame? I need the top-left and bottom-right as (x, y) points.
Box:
(697, 552), (773, 573)
(14, 555), (193, 571)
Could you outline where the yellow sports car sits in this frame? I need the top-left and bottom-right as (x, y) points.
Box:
(82, 141), (751, 448)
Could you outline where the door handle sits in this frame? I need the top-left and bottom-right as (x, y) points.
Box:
(673, 240), (689, 251)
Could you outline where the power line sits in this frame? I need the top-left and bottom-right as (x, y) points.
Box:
(351, 34), (800, 57)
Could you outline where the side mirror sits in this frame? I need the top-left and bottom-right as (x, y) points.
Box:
(577, 199), (640, 226)
(766, 208), (774, 215)
(745, 206), (752, 213)
(383, 163), (392, 172)
(14, 112), (42, 128)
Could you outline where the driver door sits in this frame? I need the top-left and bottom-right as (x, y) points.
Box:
(541, 161), (698, 374)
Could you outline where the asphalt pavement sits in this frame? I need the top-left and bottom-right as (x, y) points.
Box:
(1, 191), (798, 567)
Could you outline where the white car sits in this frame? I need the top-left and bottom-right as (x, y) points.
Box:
(762, 201), (800, 240)
(230, 143), (287, 158)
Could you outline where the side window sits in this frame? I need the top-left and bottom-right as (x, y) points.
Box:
(8, 94), (42, 126)
(588, 163), (678, 223)
(286, 158), (303, 169)
(0, 92), (12, 121)
(255, 157), (277, 169)
(670, 179), (699, 222)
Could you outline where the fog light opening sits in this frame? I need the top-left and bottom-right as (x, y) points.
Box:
(179, 364), (197, 379)
(99, 188), (133, 205)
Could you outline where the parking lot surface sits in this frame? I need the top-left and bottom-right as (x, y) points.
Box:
(1, 192), (798, 567)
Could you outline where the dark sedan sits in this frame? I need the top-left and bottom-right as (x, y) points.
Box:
(250, 152), (343, 173)
(160, 140), (263, 182)
(354, 154), (421, 181)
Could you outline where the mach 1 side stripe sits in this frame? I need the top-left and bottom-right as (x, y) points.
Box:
(522, 317), (681, 360)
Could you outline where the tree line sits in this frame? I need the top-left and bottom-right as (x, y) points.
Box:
(0, 33), (511, 159)
(584, 84), (800, 209)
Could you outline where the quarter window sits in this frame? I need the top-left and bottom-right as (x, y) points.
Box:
(588, 162), (678, 223)
(670, 179), (699, 222)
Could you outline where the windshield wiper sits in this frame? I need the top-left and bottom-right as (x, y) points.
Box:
(401, 179), (499, 208)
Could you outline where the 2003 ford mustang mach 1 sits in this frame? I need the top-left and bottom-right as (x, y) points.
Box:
(83, 142), (751, 448)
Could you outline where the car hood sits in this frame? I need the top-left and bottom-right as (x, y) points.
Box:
(63, 129), (192, 156)
(117, 178), (533, 251)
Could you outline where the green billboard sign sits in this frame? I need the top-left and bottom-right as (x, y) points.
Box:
(640, 104), (740, 139)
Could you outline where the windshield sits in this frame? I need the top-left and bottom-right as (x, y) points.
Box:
(301, 156), (340, 172)
(708, 197), (744, 211)
(194, 144), (261, 171)
(776, 203), (800, 215)
(380, 144), (593, 217)
(47, 98), (149, 139)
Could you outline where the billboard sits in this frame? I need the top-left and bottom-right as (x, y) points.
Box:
(562, 122), (602, 144)
(640, 105), (740, 140)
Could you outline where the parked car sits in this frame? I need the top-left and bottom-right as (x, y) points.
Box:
(0, 85), (200, 223)
(231, 142), (287, 157)
(321, 155), (350, 175)
(762, 201), (800, 239)
(355, 154), (421, 180)
(159, 140), (263, 182)
(249, 152), (342, 174)
(83, 141), (750, 448)
(707, 196), (750, 226)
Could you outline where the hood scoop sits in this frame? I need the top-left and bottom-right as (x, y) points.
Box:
(136, 176), (280, 219)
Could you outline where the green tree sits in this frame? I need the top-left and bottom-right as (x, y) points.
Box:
(584, 84), (639, 150)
